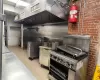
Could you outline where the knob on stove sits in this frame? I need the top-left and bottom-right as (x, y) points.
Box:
(74, 54), (78, 57)
(59, 59), (62, 63)
(67, 62), (72, 68)
(69, 64), (72, 68)
(69, 64), (74, 69)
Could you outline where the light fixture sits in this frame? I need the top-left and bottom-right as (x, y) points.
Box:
(16, 0), (30, 7)
(8, 0), (30, 7)
(8, 0), (19, 3)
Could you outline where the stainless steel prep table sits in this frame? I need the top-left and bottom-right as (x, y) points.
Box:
(2, 46), (10, 54)
(2, 48), (36, 80)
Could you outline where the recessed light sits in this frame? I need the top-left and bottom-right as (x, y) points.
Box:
(8, 0), (30, 7)
(16, 0), (30, 7)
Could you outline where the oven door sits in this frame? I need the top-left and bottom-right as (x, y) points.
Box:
(49, 59), (69, 80)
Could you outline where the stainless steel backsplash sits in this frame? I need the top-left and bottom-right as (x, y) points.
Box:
(38, 24), (68, 38)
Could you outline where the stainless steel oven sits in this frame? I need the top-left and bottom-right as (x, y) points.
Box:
(49, 35), (90, 80)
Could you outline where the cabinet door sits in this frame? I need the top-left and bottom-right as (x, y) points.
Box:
(39, 48), (50, 67)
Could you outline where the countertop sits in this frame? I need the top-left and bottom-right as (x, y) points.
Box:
(2, 47), (36, 80)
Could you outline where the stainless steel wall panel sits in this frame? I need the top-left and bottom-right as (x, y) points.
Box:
(63, 35), (90, 52)
(38, 24), (68, 38)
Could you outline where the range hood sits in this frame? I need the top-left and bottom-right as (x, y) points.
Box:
(14, 0), (69, 25)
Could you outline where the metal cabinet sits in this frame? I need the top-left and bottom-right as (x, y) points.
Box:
(39, 46), (51, 67)
(27, 42), (40, 59)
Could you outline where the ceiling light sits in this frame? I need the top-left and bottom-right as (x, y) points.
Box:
(16, 0), (30, 7)
(8, 0), (19, 3)
(8, 0), (30, 7)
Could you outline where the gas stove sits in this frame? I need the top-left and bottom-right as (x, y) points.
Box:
(49, 35), (90, 80)
(50, 51), (87, 71)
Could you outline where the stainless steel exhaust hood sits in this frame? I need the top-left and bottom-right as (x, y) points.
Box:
(15, 0), (69, 25)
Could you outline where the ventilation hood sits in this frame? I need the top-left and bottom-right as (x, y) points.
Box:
(14, 0), (69, 25)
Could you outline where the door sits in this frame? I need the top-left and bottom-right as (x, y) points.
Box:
(8, 26), (20, 46)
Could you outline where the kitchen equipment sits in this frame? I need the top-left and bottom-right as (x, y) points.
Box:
(52, 42), (59, 50)
(27, 41), (40, 59)
(49, 35), (90, 80)
(51, 39), (62, 50)
(42, 37), (62, 48)
(49, 52), (88, 80)
(23, 28), (41, 49)
(63, 35), (90, 53)
(14, 0), (69, 25)
(39, 46), (51, 67)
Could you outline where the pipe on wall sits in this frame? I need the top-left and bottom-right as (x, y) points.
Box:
(0, 0), (3, 79)
(0, 0), (3, 80)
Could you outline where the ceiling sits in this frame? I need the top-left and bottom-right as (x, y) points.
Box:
(3, 0), (35, 7)
(3, 0), (16, 7)
(3, 0), (35, 22)
(21, 0), (34, 3)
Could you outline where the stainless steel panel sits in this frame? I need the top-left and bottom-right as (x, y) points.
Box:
(75, 57), (88, 80)
(68, 69), (75, 80)
(27, 42), (40, 58)
(63, 35), (90, 52)
(2, 46), (10, 53)
(30, 0), (68, 19)
(19, 10), (26, 20)
(68, 57), (88, 80)
(15, 0), (69, 25)
(39, 46), (51, 67)
(38, 24), (68, 38)
(2, 52), (36, 80)
(30, 0), (45, 16)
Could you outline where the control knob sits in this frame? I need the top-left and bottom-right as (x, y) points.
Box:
(69, 64), (74, 69)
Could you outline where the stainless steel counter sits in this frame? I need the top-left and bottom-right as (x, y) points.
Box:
(2, 48), (36, 80)
(2, 46), (10, 54)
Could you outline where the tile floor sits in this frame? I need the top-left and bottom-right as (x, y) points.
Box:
(8, 46), (49, 80)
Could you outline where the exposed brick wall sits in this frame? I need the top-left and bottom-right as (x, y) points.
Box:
(68, 0), (100, 80)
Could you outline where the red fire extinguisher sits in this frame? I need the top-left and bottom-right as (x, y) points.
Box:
(69, 3), (78, 23)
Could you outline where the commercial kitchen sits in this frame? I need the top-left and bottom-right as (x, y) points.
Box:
(0, 0), (100, 80)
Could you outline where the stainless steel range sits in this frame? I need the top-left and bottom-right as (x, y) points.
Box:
(49, 35), (90, 80)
